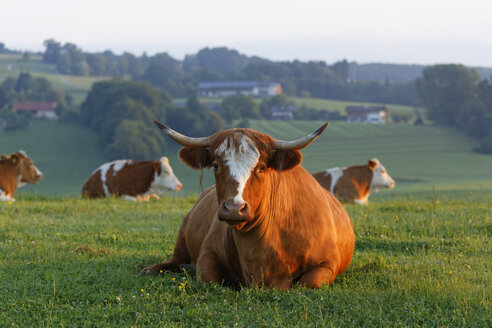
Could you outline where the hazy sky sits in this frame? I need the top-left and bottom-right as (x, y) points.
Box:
(2, 0), (492, 66)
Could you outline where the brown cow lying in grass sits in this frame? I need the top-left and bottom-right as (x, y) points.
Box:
(141, 120), (355, 289)
(0, 150), (43, 202)
(312, 158), (396, 205)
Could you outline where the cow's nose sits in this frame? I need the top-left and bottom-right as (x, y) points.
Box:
(390, 180), (396, 189)
(175, 183), (182, 191)
(219, 199), (251, 222)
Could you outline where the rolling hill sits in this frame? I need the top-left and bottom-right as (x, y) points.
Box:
(2, 120), (491, 200)
(0, 54), (108, 105)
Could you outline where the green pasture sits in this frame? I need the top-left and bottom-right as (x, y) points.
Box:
(0, 121), (106, 195)
(2, 120), (491, 200)
(188, 96), (420, 120)
(289, 96), (420, 117)
(0, 196), (490, 326)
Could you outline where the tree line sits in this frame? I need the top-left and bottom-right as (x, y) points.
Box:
(417, 64), (492, 154)
(39, 40), (419, 106)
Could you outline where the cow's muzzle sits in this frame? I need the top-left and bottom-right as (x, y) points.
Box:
(218, 199), (252, 224)
(34, 173), (43, 183)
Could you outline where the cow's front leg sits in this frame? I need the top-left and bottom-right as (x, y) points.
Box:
(265, 274), (292, 290)
(196, 253), (226, 284)
(298, 264), (335, 288)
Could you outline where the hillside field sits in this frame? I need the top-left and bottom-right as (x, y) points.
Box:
(0, 54), (108, 105)
(1, 120), (491, 200)
(0, 196), (490, 326)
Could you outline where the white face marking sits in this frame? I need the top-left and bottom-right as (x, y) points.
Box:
(216, 135), (260, 203)
(34, 165), (43, 177)
(325, 167), (346, 193)
(369, 158), (395, 191)
(149, 157), (182, 194)
(97, 160), (129, 197)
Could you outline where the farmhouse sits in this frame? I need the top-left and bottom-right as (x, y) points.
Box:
(197, 81), (282, 98)
(268, 106), (295, 120)
(346, 105), (387, 124)
(13, 102), (58, 120)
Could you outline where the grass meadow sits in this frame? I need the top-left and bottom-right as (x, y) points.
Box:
(0, 194), (490, 327)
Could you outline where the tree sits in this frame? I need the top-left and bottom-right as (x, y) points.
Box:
(14, 73), (33, 93)
(220, 95), (259, 124)
(22, 52), (30, 64)
(86, 54), (107, 76)
(43, 39), (62, 64)
(106, 120), (165, 160)
(416, 64), (480, 125)
(330, 59), (349, 81)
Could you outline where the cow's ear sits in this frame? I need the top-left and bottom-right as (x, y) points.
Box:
(179, 146), (213, 169)
(8, 154), (20, 165)
(154, 161), (162, 175)
(368, 159), (378, 171)
(0, 154), (7, 160)
(269, 149), (302, 171)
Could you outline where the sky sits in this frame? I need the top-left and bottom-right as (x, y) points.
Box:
(2, 0), (492, 66)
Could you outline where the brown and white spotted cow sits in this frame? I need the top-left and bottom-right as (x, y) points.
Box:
(312, 158), (395, 205)
(82, 157), (182, 201)
(0, 151), (43, 202)
(140, 120), (355, 289)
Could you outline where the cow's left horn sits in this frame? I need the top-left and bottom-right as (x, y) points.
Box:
(273, 122), (329, 150)
(153, 119), (212, 147)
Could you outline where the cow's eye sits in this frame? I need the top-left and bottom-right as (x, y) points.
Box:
(258, 164), (266, 172)
(213, 163), (219, 171)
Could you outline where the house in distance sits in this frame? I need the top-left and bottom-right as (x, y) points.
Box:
(346, 105), (388, 124)
(268, 106), (295, 120)
(13, 102), (59, 120)
(197, 81), (282, 98)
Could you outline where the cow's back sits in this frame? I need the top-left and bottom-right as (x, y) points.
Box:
(82, 160), (155, 198)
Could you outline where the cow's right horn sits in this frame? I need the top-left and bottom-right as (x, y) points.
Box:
(153, 119), (212, 147)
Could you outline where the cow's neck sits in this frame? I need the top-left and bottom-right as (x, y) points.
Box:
(231, 166), (321, 285)
(347, 166), (372, 199)
(0, 161), (18, 198)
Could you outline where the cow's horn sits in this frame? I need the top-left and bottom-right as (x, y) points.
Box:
(153, 119), (212, 147)
(273, 122), (329, 150)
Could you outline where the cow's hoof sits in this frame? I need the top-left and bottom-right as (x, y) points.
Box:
(179, 263), (195, 272)
(136, 268), (156, 276)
